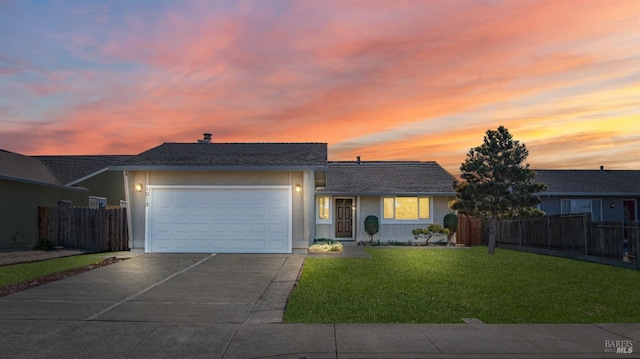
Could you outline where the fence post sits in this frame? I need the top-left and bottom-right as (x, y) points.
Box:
(518, 220), (522, 247)
(635, 227), (640, 270)
(546, 217), (551, 250)
(583, 215), (589, 258)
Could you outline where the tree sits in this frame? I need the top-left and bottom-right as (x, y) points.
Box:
(364, 215), (379, 244)
(450, 126), (546, 254)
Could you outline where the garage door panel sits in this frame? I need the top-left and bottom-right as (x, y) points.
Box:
(148, 187), (290, 253)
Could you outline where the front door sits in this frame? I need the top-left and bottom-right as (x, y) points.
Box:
(623, 200), (637, 242)
(335, 199), (353, 238)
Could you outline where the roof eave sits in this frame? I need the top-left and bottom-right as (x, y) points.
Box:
(0, 174), (89, 191)
(110, 165), (328, 172)
(315, 190), (456, 196)
(541, 192), (640, 197)
(66, 167), (110, 186)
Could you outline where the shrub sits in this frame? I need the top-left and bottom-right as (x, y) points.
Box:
(364, 215), (379, 244)
(412, 225), (449, 239)
(443, 213), (459, 243)
(33, 238), (54, 251)
(313, 238), (338, 245)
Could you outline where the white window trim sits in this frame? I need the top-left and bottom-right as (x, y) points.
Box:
(316, 195), (332, 224)
(89, 196), (107, 209)
(380, 196), (433, 224)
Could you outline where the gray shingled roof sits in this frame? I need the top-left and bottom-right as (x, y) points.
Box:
(36, 155), (131, 185)
(317, 161), (456, 195)
(0, 149), (61, 185)
(534, 169), (640, 195)
(113, 143), (327, 169)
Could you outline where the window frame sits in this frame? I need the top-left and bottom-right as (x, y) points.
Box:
(316, 195), (331, 224)
(560, 198), (603, 221)
(89, 196), (107, 209)
(381, 196), (432, 223)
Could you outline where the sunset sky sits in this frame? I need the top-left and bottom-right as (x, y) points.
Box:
(1, 0), (638, 175)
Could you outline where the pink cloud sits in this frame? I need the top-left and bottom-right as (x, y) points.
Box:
(1, 0), (638, 176)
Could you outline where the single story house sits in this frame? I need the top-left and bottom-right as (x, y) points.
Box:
(111, 135), (457, 254)
(0, 149), (129, 249)
(535, 168), (640, 225)
(315, 161), (456, 243)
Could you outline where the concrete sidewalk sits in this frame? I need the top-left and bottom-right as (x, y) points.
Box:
(0, 253), (637, 358)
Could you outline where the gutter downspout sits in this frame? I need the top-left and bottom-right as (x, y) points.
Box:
(123, 171), (134, 250)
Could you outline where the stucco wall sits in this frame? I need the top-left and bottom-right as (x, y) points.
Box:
(76, 171), (126, 206)
(0, 179), (88, 249)
(126, 170), (313, 252)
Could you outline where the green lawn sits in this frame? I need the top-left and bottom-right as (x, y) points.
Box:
(284, 247), (640, 324)
(0, 253), (119, 288)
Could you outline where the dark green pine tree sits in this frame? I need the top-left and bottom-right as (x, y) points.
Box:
(450, 126), (547, 254)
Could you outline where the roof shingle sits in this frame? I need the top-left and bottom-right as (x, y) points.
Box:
(36, 155), (131, 185)
(534, 169), (640, 194)
(114, 143), (327, 169)
(0, 149), (61, 185)
(317, 161), (456, 195)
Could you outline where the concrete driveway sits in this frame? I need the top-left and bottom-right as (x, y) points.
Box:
(0, 253), (307, 358)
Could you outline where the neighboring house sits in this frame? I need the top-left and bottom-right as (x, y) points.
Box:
(535, 168), (640, 224)
(0, 150), (129, 249)
(111, 136), (457, 254)
(315, 161), (456, 243)
(36, 155), (131, 208)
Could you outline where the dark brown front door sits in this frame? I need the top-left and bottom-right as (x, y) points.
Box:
(335, 199), (353, 238)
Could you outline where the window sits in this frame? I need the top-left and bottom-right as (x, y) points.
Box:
(89, 196), (107, 209)
(316, 196), (330, 222)
(383, 197), (430, 221)
(561, 199), (602, 221)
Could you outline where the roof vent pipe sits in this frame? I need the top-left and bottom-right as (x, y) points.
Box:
(357, 156), (361, 165)
(600, 165), (604, 171)
(198, 133), (212, 144)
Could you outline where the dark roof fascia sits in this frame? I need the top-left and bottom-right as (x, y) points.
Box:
(0, 174), (89, 191)
(110, 165), (328, 172)
(540, 192), (640, 197)
(66, 167), (110, 186)
(315, 190), (456, 197)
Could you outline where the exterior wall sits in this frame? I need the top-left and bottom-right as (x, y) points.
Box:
(0, 179), (88, 249)
(541, 196), (639, 223)
(315, 195), (456, 243)
(126, 170), (313, 252)
(76, 170), (126, 206)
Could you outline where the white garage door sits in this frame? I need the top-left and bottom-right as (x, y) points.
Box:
(147, 186), (291, 253)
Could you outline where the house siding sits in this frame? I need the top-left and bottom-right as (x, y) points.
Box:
(315, 195), (456, 243)
(75, 170), (126, 206)
(0, 179), (88, 249)
(541, 196), (637, 223)
(126, 170), (313, 252)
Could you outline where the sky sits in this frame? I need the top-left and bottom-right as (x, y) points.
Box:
(1, 0), (639, 175)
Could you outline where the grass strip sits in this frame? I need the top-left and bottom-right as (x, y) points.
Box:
(0, 253), (120, 288)
(284, 247), (640, 323)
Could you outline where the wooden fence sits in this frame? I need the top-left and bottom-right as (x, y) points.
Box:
(38, 201), (129, 252)
(457, 214), (640, 269)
